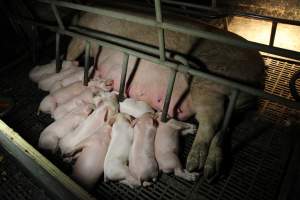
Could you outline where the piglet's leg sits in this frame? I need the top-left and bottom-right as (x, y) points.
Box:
(119, 172), (140, 188)
(174, 168), (199, 181)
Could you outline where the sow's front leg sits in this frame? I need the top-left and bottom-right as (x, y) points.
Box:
(187, 84), (225, 181)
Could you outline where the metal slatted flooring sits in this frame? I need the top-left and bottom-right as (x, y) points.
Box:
(0, 149), (51, 200)
(0, 56), (297, 200)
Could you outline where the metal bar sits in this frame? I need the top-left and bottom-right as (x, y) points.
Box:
(17, 18), (300, 110)
(119, 53), (129, 101)
(162, 0), (219, 12)
(269, 21), (278, 46)
(212, 0), (217, 8)
(0, 126), (84, 200)
(161, 69), (177, 122)
(84, 40), (90, 86)
(155, 0), (166, 61)
(223, 17), (228, 31)
(36, 0), (300, 61)
(220, 89), (239, 134)
(51, 3), (65, 30)
(55, 32), (61, 73)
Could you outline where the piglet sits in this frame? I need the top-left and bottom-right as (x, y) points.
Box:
(38, 66), (81, 91)
(129, 112), (159, 186)
(38, 78), (113, 114)
(49, 67), (93, 93)
(120, 98), (154, 118)
(52, 88), (98, 120)
(38, 102), (94, 153)
(155, 113), (199, 181)
(59, 100), (116, 156)
(29, 60), (78, 82)
(104, 113), (139, 188)
(71, 123), (112, 189)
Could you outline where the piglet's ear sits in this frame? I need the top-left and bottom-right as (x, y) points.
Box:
(131, 119), (137, 128)
(107, 114), (116, 126)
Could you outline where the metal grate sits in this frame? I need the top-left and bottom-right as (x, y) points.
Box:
(0, 57), (295, 200)
(0, 149), (51, 200)
(259, 57), (300, 123)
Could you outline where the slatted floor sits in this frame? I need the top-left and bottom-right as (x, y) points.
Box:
(0, 56), (298, 200)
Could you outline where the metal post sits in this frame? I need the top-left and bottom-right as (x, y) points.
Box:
(269, 21), (278, 47)
(223, 17), (228, 31)
(119, 53), (129, 101)
(212, 0), (217, 8)
(161, 69), (177, 122)
(84, 40), (90, 86)
(155, 0), (165, 61)
(51, 3), (65, 30)
(55, 32), (61, 73)
(220, 89), (239, 135)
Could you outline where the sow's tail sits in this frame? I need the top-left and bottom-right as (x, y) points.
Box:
(66, 37), (86, 61)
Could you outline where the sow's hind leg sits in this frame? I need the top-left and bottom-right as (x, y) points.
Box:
(186, 84), (225, 181)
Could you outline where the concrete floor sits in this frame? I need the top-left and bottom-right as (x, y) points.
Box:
(228, 16), (300, 52)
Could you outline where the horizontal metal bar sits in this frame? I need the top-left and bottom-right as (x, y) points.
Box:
(37, 0), (300, 61)
(17, 18), (300, 110)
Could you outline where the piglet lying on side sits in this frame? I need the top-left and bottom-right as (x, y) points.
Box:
(129, 112), (159, 187)
(155, 113), (199, 181)
(38, 78), (113, 114)
(71, 122), (112, 189)
(104, 113), (139, 187)
(120, 98), (154, 118)
(38, 66), (81, 91)
(29, 60), (78, 82)
(38, 102), (94, 153)
(49, 67), (93, 93)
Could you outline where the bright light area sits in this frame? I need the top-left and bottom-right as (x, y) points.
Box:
(228, 16), (300, 52)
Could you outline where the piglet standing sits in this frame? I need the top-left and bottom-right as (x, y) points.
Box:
(104, 113), (139, 187)
(129, 112), (159, 186)
(71, 123), (112, 189)
(155, 113), (199, 181)
(38, 102), (94, 153)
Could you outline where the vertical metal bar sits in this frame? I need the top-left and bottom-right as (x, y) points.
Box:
(220, 89), (239, 134)
(269, 21), (278, 46)
(161, 69), (177, 122)
(212, 0), (217, 8)
(119, 53), (129, 101)
(51, 3), (65, 30)
(84, 40), (91, 86)
(155, 0), (166, 61)
(55, 32), (61, 73)
(223, 17), (228, 31)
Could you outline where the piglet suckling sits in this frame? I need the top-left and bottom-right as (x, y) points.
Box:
(38, 66), (81, 91)
(38, 103), (94, 153)
(71, 123), (112, 189)
(155, 113), (199, 181)
(103, 113), (139, 188)
(38, 78), (113, 115)
(119, 98), (154, 118)
(59, 99), (116, 156)
(29, 60), (78, 82)
(129, 112), (159, 186)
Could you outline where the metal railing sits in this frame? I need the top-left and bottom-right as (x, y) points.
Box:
(16, 0), (300, 124)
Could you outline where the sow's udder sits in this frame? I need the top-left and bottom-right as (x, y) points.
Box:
(95, 50), (194, 120)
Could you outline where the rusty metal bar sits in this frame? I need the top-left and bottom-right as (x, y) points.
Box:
(84, 40), (90, 86)
(55, 32), (61, 73)
(51, 3), (65, 30)
(119, 53), (129, 101)
(269, 21), (278, 47)
(17, 18), (300, 110)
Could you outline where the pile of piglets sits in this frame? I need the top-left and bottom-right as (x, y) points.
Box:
(30, 60), (199, 189)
